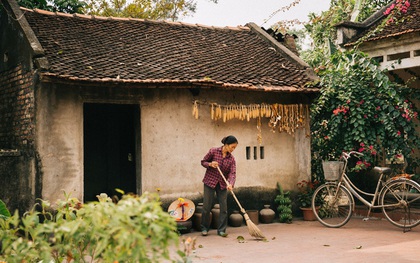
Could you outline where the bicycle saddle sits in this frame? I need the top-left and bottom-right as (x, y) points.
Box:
(373, 166), (392, 176)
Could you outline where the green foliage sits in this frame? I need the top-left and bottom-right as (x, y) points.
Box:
(301, 0), (393, 66)
(274, 182), (292, 223)
(0, 199), (10, 220)
(296, 180), (320, 208)
(358, 0), (394, 21)
(18, 0), (86, 13)
(16, 0), (218, 19)
(82, 0), (215, 21)
(0, 192), (180, 262)
(311, 49), (420, 181)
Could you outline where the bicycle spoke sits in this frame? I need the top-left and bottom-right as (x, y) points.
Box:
(381, 180), (420, 229)
(312, 184), (352, 228)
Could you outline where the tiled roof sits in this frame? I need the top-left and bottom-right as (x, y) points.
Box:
(20, 7), (319, 93)
(343, 0), (419, 46)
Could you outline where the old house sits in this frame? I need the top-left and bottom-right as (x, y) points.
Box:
(0, 0), (319, 213)
(336, 0), (419, 92)
(335, 0), (420, 171)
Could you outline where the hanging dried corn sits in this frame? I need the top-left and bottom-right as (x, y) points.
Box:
(193, 100), (310, 142)
(257, 116), (262, 145)
(192, 100), (199, 119)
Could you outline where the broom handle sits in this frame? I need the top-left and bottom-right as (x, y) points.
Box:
(217, 166), (246, 214)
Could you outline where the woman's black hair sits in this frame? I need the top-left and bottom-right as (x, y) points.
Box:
(221, 135), (238, 145)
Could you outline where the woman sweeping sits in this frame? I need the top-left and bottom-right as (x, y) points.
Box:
(200, 135), (238, 237)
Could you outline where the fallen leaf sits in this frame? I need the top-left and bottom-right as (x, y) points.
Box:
(355, 245), (362, 249)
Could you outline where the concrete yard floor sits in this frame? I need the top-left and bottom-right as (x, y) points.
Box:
(172, 216), (420, 263)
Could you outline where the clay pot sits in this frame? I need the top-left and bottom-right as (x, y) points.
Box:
(246, 210), (259, 225)
(229, 210), (244, 227)
(300, 207), (319, 221)
(259, 205), (275, 224)
(176, 220), (192, 234)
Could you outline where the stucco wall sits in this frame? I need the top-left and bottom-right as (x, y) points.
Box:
(36, 83), (312, 205)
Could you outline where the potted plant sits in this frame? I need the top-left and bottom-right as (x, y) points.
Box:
(296, 179), (320, 221)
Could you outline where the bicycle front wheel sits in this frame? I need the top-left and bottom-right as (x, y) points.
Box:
(381, 179), (420, 229)
(312, 183), (353, 228)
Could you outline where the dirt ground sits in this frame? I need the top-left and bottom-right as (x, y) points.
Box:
(170, 216), (420, 263)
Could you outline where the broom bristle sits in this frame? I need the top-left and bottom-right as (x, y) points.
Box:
(243, 213), (265, 239)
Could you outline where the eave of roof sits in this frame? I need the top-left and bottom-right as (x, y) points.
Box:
(340, 0), (419, 47)
(40, 73), (320, 93)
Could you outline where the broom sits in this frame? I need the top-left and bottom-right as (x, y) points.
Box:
(217, 167), (265, 239)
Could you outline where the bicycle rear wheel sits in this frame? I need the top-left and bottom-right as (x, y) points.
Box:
(312, 183), (353, 228)
(381, 179), (420, 229)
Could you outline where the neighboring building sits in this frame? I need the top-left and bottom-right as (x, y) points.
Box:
(0, 0), (319, 212)
(336, 0), (419, 90)
(335, 0), (419, 170)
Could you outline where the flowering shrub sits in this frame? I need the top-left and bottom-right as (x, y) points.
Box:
(383, 0), (411, 24)
(311, 50), (420, 180)
(297, 180), (320, 208)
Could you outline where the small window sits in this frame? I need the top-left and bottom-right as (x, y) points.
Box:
(253, 146), (257, 160)
(246, 146), (251, 160)
(260, 146), (264, 159)
(387, 52), (410, 61)
(372, 56), (383, 63)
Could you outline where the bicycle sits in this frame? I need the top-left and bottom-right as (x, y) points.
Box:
(311, 151), (420, 231)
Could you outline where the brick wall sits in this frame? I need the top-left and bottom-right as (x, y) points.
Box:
(0, 64), (35, 150)
(0, 64), (36, 213)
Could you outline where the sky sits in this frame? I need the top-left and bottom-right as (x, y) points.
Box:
(181, 0), (331, 28)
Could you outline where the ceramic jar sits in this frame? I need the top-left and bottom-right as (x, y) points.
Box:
(247, 210), (259, 225)
(259, 205), (275, 224)
(229, 210), (243, 227)
(176, 220), (192, 234)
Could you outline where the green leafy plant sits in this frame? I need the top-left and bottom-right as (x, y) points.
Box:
(311, 50), (420, 181)
(296, 180), (320, 208)
(274, 182), (292, 223)
(0, 192), (180, 262)
(0, 199), (10, 220)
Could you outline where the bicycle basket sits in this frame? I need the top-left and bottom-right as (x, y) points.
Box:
(322, 161), (344, 181)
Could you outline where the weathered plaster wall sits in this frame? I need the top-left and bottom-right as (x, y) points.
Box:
(141, 88), (311, 202)
(36, 83), (312, 207)
(36, 84), (84, 202)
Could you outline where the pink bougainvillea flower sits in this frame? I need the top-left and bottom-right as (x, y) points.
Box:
(397, 131), (401, 136)
(360, 142), (365, 147)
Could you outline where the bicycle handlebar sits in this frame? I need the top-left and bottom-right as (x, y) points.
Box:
(341, 151), (364, 160)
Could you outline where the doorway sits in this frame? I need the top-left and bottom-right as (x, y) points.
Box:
(83, 103), (139, 202)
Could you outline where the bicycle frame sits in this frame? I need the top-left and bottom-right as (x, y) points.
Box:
(335, 152), (415, 216)
(339, 171), (384, 210)
(314, 151), (420, 230)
